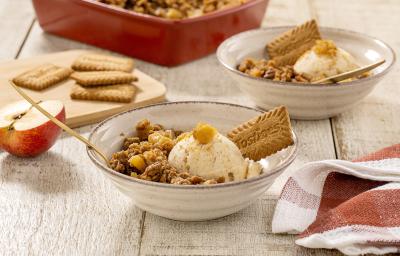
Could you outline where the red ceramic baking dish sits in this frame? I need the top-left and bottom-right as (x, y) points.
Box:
(32, 0), (269, 66)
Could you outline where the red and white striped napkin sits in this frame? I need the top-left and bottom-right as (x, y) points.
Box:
(272, 144), (400, 255)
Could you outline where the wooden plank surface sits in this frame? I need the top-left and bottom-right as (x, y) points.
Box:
(1, 0), (397, 255)
(310, 0), (400, 160)
(0, 50), (166, 128)
(0, 1), (35, 60)
(0, 20), (146, 255)
(0, 125), (145, 255)
(140, 194), (341, 256)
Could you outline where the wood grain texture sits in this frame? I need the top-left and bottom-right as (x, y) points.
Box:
(0, 126), (144, 255)
(311, 0), (400, 160)
(0, 50), (166, 128)
(0, 1), (34, 59)
(262, 0), (313, 26)
(0, 0), (367, 255)
(0, 12), (143, 256)
(140, 195), (341, 256)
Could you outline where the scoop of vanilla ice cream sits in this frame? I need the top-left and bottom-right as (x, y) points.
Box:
(246, 160), (263, 179)
(168, 125), (262, 182)
(294, 40), (359, 82)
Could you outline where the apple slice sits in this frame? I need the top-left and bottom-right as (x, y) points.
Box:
(0, 100), (65, 157)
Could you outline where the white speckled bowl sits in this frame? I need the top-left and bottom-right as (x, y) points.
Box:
(217, 27), (396, 120)
(87, 102), (297, 221)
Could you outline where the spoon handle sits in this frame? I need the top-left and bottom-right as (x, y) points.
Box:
(10, 80), (110, 167)
(313, 59), (386, 84)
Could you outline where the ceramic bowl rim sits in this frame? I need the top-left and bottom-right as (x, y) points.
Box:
(87, 101), (298, 190)
(216, 26), (396, 88)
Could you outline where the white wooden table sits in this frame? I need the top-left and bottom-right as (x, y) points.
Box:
(1, 0), (399, 255)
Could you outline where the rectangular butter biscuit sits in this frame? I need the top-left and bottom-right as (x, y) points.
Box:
(70, 83), (136, 103)
(70, 71), (137, 86)
(72, 53), (134, 72)
(12, 64), (72, 91)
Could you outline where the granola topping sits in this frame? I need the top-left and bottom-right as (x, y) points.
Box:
(98, 0), (247, 20)
(237, 58), (310, 83)
(109, 119), (226, 185)
(313, 39), (337, 57)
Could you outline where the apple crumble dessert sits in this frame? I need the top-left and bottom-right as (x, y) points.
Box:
(237, 59), (310, 83)
(110, 119), (227, 184)
(109, 106), (295, 185)
(237, 20), (371, 84)
(98, 0), (247, 19)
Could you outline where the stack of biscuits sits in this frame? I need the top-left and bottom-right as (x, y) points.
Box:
(11, 53), (138, 103)
(70, 54), (137, 103)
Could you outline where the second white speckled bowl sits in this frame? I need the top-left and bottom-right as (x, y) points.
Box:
(87, 102), (297, 221)
(217, 27), (396, 120)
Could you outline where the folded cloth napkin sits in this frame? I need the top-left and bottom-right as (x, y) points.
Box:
(272, 144), (400, 255)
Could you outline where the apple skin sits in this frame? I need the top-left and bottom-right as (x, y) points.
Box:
(0, 107), (65, 157)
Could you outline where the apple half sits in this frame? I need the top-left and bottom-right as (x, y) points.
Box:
(0, 100), (65, 157)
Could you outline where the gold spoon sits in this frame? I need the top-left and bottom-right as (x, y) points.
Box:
(10, 80), (110, 167)
(312, 59), (386, 84)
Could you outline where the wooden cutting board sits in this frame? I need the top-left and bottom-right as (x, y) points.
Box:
(0, 50), (166, 128)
